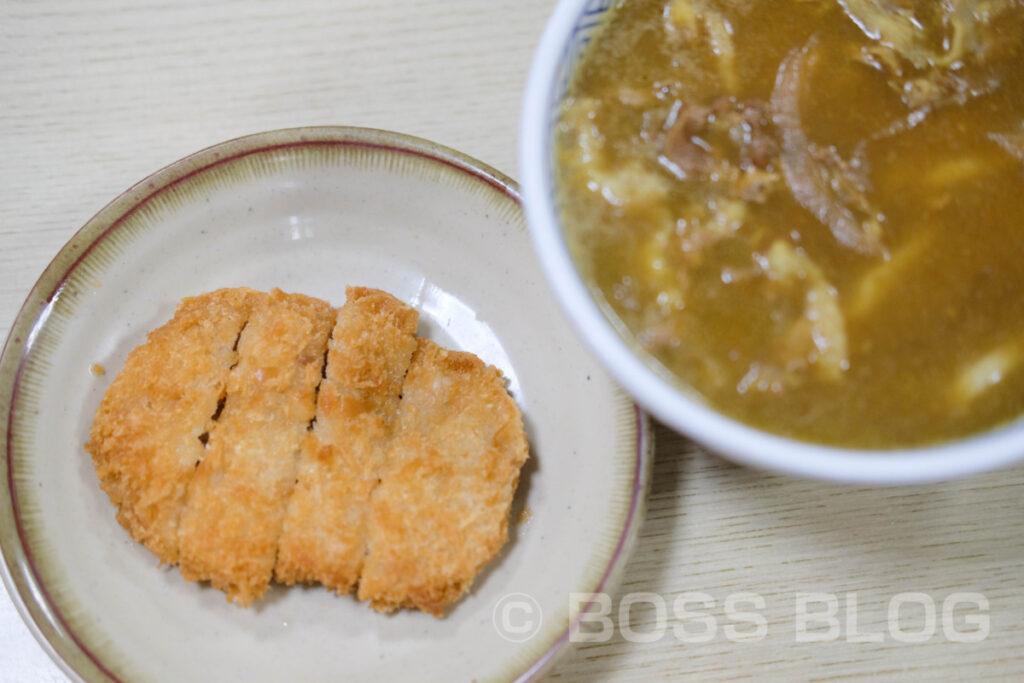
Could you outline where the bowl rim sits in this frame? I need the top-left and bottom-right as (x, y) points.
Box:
(519, 0), (1024, 485)
(0, 125), (653, 682)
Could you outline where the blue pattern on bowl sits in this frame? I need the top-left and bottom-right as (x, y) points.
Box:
(548, 0), (614, 204)
(553, 0), (614, 118)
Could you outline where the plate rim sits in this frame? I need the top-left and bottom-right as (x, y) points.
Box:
(0, 126), (652, 683)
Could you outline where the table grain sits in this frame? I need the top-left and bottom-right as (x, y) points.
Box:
(2, 2), (1022, 681)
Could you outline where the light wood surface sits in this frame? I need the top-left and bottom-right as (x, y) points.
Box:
(2, 1), (1022, 681)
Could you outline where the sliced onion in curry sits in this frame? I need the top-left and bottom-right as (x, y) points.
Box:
(770, 37), (886, 257)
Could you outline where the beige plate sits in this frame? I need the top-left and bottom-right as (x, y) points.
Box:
(0, 127), (652, 682)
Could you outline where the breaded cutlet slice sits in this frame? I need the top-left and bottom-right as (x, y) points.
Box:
(275, 287), (418, 592)
(177, 289), (333, 606)
(358, 338), (529, 616)
(86, 288), (261, 565)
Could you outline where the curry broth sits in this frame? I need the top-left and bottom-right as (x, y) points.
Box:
(556, 0), (1024, 447)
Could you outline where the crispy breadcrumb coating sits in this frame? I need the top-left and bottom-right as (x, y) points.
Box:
(275, 287), (418, 592)
(88, 287), (528, 615)
(176, 289), (334, 606)
(86, 288), (261, 564)
(358, 339), (530, 616)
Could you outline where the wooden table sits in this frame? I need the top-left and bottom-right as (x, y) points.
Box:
(2, 2), (1022, 680)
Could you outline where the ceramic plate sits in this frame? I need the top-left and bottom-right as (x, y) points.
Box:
(0, 127), (651, 682)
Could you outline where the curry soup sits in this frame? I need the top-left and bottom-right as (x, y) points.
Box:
(555, 0), (1024, 448)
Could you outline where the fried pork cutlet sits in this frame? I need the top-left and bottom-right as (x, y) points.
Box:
(89, 285), (529, 614)
(358, 339), (530, 616)
(275, 287), (418, 592)
(176, 289), (334, 606)
(86, 288), (261, 565)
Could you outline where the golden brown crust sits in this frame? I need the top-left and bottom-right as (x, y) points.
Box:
(176, 289), (334, 606)
(357, 339), (530, 616)
(89, 286), (528, 614)
(86, 288), (261, 565)
(275, 287), (418, 592)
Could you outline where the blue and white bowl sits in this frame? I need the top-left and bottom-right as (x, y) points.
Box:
(519, 0), (1024, 484)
